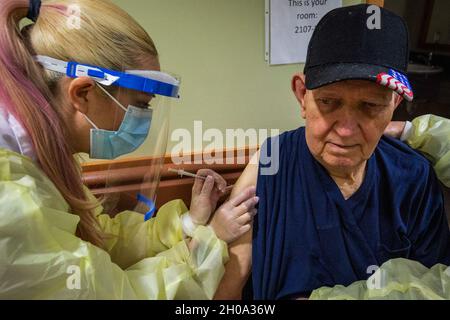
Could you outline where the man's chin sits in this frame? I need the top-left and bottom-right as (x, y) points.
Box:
(321, 155), (361, 171)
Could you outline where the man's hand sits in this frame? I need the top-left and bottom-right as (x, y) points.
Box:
(189, 169), (227, 225)
(384, 121), (406, 139)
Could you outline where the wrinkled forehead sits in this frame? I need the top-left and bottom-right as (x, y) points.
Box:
(309, 79), (395, 102)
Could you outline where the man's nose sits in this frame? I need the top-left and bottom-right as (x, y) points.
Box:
(333, 109), (360, 137)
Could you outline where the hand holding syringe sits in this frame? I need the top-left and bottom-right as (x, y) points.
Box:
(169, 168), (234, 226)
(169, 168), (258, 244)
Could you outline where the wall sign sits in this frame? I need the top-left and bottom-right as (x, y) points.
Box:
(266, 0), (342, 65)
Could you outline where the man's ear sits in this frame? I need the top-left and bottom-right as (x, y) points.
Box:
(291, 73), (307, 119)
(67, 77), (98, 115)
(393, 93), (404, 110)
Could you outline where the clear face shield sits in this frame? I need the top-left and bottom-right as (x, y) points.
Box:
(35, 56), (180, 218)
(97, 75), (178, 218)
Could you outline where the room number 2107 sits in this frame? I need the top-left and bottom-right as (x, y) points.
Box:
(295, 25), (315, 33)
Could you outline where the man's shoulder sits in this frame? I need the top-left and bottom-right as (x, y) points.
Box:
(263, 127), (305, 149)
(376, 135), (433, 180)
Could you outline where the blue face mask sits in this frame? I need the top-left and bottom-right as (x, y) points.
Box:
(84, 86), (153, 159)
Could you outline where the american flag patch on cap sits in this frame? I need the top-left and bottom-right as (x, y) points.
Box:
(376, 69), (414, 102)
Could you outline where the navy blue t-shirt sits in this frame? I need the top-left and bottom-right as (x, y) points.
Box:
(252, 127), (450, 300)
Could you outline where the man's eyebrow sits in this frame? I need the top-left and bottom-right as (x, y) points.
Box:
(361, 93), (393, 104)
(313, 88), (341, 96)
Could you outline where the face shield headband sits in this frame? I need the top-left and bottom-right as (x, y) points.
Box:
(34, 55), (180, 98)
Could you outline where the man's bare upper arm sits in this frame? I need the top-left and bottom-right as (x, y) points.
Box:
(214, 151), (259, 299)
(230, 150), (260, 198)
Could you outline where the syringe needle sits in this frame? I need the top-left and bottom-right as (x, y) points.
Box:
(168, 168), (206, 180)
(168, 168), (234, 191)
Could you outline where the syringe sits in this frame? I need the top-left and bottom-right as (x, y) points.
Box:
(168, 168), (234, 191)
(168, 168), (207, 180)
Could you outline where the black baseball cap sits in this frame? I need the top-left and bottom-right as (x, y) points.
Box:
(304, 4), (414, 101)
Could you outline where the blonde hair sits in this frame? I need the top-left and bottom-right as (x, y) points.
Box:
(30, 0), (158, 86)
(0, 0), (158, 247)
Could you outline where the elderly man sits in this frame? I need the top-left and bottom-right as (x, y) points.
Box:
(215, 4), (450, 300)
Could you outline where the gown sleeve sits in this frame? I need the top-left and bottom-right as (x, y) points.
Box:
(403, 115), (450, 187)
(310, 258), (450, 300)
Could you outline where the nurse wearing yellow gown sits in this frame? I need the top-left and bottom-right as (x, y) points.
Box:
(0, 0), (258, 299)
